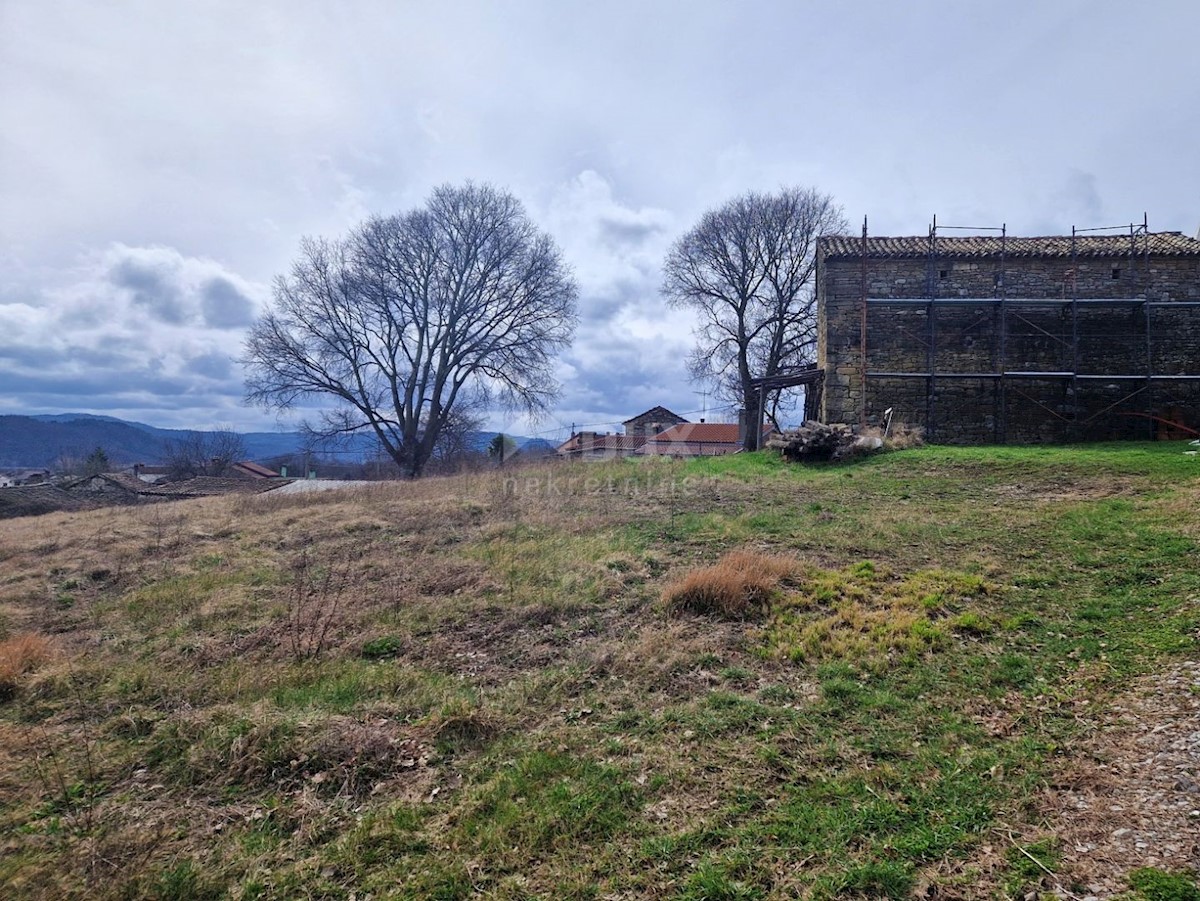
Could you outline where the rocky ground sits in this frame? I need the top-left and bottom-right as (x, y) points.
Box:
(1047, 658), (1200, 898)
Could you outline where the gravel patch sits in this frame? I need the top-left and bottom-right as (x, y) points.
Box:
(1045, 659), (1200, 898)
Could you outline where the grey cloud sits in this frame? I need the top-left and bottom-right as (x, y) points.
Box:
(184, 351), (235, 381)
(201, 277), (255, 328)
(598, 214), (668, 247)
(110, 256), (192, 325)
(0, 368), (194, 399)
(577, 277), (651, 323)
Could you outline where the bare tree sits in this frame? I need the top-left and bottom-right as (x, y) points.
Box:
(162, 426), (246, 481)
(662, 187), (847, 443)
(243, 183), (578, 478)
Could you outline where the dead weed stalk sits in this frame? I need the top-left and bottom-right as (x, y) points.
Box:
(27, 665), (102, 838)
(286, 550), (351, 662)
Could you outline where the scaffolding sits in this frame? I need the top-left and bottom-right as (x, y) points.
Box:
(857, 214), (1200, 442)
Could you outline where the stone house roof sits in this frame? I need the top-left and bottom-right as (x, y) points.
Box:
(819, 231), (1200, 261)
(622, 406), (687, 426)
(0, 485), (93, 519)
(63, 472), (145, 495)
(139, 477), (289, 498)
(231, 461), (279, 478)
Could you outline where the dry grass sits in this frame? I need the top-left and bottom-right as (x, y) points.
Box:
(661, 549), (797, 619)
(859, 420), (925, 451)
(0, 632), (54, 700)
(0, 446), (1196, 898)
(884, 421), (925, 450)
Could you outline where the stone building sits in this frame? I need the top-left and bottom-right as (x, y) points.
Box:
(622, 406), (688, 440)
(816, 228), (1200, 443)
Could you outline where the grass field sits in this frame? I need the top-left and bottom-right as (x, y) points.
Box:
(1, 444), (1198, 899)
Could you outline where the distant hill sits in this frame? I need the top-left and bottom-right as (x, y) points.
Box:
(1, 416), (171, 468)
(2, 414), (547, 469)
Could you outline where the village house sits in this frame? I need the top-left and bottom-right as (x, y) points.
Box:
(0, 469), (51, 487)
(622, 406), (688, 440)
(555, 431), (645, 460)
(637, 421), (773, 457)
(556, 406), (691, 460)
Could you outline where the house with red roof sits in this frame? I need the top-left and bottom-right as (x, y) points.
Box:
(636, 421), (773, 457)
(556, 406), (692, 460)
(555, 431), (646, 460)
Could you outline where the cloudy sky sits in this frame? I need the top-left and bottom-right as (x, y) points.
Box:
(2, 1), (1197, 442)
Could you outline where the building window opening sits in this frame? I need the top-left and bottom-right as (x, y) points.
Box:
(1112, 267), (1121, 280)
(939, 269), (948, 279)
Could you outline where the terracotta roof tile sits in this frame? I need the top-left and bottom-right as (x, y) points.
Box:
(819, 231), (1200, 260)
(643, 422), (743, 444)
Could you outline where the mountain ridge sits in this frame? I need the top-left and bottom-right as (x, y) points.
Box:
(2, 413), (550, 468)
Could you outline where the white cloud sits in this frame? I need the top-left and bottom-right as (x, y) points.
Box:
(0, 244), (272, 429)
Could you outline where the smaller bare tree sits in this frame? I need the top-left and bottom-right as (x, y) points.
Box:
(663, 187), (848, 442)
(161, 426), (247, 481)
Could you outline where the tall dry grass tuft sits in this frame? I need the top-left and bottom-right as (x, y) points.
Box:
(884, 422), (924, 450)
(0, 632), (54, 700)
(661, 550), (797, 620)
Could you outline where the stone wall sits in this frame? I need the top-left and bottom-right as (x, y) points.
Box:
(624, 407), (688, 439)
(818, 250), (1200, 442)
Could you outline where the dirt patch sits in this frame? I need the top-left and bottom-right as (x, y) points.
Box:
(987, 478), (1139, 503)
(1041, 658), (1200, 897)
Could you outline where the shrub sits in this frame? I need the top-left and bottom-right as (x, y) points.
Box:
(0, 632), (54, 701)
(662, 551), (796, 620)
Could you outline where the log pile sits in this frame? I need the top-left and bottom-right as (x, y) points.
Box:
(767, 422), (857, 462)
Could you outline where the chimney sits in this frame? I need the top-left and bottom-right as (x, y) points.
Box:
(578, 431), (597, 453)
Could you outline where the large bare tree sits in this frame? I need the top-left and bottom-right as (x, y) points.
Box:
(243, 183), (578, 478)
(662, 187), (847, 444)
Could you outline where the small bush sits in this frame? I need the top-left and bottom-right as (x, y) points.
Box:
(0, 632), (54, 701)
(662, 551), (796, 620)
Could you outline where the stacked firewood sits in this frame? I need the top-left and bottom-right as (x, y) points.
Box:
(767, 422), (874, 462)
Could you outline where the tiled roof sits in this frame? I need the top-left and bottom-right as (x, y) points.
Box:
(140, 477), (289, 498)
(819, 231), (1200, 260)
(642, 422), (743, 445)
(232, 461), (279, 478)
(0, 485), (93, 518)
(63, 473), (145, 493)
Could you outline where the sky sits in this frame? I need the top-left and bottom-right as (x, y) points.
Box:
(2, 0), (1198, 443)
